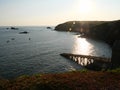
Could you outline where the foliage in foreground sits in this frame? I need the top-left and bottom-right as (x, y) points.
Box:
(0, 69), (120, 90)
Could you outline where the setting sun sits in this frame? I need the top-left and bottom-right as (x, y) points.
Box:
(79, 0), (94, 13)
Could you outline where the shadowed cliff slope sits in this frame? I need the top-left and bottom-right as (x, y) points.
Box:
(86, 20), (120, 43)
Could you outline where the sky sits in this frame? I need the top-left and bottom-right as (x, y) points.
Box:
(0, 0), (120, 26)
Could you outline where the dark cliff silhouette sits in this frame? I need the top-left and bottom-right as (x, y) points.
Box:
(86, 20), (120, 45)
(55, 20), (120, 45)
(55, 21), (106, 32)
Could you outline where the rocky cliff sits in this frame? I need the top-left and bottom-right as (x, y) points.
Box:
(55, 20), (120, 46)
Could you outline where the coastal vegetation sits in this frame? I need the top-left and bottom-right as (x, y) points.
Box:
(0, 69), (120, 90)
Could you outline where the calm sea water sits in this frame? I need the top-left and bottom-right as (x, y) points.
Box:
(0, 27), (112, 79)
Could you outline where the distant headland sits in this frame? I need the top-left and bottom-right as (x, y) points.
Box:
(55, 20), (120, 46)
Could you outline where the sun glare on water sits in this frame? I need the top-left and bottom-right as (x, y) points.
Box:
(72, 37), (92, 55)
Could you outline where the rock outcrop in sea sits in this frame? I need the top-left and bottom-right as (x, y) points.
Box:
(19, 31), (29, 34)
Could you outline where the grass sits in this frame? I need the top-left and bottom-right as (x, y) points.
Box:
(0, 69), (120, 90)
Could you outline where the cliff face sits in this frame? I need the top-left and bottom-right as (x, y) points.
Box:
(87, 20), (120, 42)
(88, 20), (120, 46)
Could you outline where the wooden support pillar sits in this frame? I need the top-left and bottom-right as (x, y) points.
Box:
(74, 56), (77, 61)
(78, 57), (80, 64)
(81, 58), (84, 66)
(87, 58), (91, 65)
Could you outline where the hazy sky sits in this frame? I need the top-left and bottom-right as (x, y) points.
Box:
(0, 0), (120, 26)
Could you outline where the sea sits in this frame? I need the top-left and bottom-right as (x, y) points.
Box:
(0, 26), (112, 79)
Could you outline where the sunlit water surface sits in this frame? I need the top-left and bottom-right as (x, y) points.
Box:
(0, 27), (112, 79)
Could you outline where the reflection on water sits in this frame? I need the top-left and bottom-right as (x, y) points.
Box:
(70, 36), (111, 67)
(72, 35), (112, 58)
(72, 36), (93, 55)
